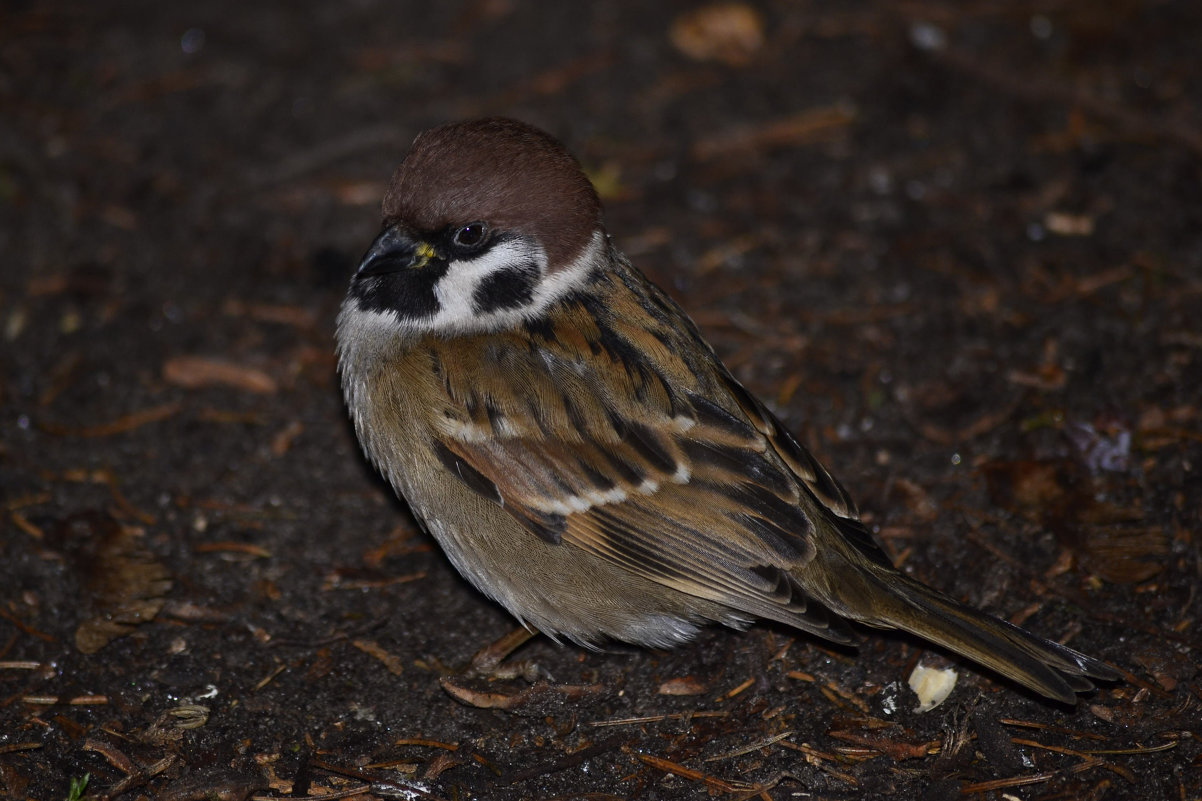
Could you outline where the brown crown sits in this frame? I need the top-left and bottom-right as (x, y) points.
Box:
(382, 118), (604, 271)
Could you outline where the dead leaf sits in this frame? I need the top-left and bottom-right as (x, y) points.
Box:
(669, 4), (764, 66)
(57, 512), (172, 654)
(352, 639), (405, 676)
(163, 356), (278, 394)
(441, 679), (604, 714)
(981, 459), (1166, 583)
(657, 676), (709, 696)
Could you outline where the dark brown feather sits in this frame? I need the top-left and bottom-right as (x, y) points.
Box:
(384, 119), (601, 271)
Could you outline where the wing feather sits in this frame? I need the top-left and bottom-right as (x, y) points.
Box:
(424, 272), (872, 642)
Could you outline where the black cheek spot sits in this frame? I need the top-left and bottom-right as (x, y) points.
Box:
(472, 261), (540, 315)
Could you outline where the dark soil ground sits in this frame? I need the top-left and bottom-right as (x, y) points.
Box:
(2, 2), (1200, 799)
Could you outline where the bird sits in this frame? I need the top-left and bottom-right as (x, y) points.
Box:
(335, 117), (1118, 703)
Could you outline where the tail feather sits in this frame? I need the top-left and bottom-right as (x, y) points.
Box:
(839, 569), (1118, 703)
(798, 543), (1115, 697)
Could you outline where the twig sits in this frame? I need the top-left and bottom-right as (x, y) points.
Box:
(312, 759), (450, 801)
(692, 105), (858, 159)
(590, 710), (730, 727)
(634, 753), (750, 793)
(703, 731), (795, 762)
(960, 756), (1104, 794)
(40, 402), (181, 437)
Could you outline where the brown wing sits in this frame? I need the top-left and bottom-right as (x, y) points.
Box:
(424, 267), (887, 641)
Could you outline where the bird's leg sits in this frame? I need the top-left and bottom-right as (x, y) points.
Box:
(441, 624), (603, 712)
(462, 626), (540, 681)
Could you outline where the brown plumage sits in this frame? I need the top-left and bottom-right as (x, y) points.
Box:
(336, 117), (1118, 703)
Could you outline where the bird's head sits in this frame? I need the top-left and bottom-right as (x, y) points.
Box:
(347, 118), (606, 336)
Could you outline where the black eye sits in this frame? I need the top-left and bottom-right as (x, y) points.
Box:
(452, 222), (488, 250)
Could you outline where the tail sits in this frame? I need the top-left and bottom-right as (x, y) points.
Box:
(818, 557), (1120, 703)
(895, 574), (1118, 702)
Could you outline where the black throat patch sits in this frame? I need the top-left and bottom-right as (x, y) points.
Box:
(352, 258), (449, 320)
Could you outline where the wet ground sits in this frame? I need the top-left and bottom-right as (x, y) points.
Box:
(2, 1), (1200, 799)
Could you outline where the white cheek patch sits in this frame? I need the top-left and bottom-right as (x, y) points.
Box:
(395, 231), (605, 336)
(432, 239), (545, 327)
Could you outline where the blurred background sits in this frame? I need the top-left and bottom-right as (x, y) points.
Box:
(2, 2), (1199, 799)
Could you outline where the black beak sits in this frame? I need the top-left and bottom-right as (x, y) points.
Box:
(356, 224), (424, 278)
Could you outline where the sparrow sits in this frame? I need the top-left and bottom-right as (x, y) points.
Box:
(336, 117), (1118, 703)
